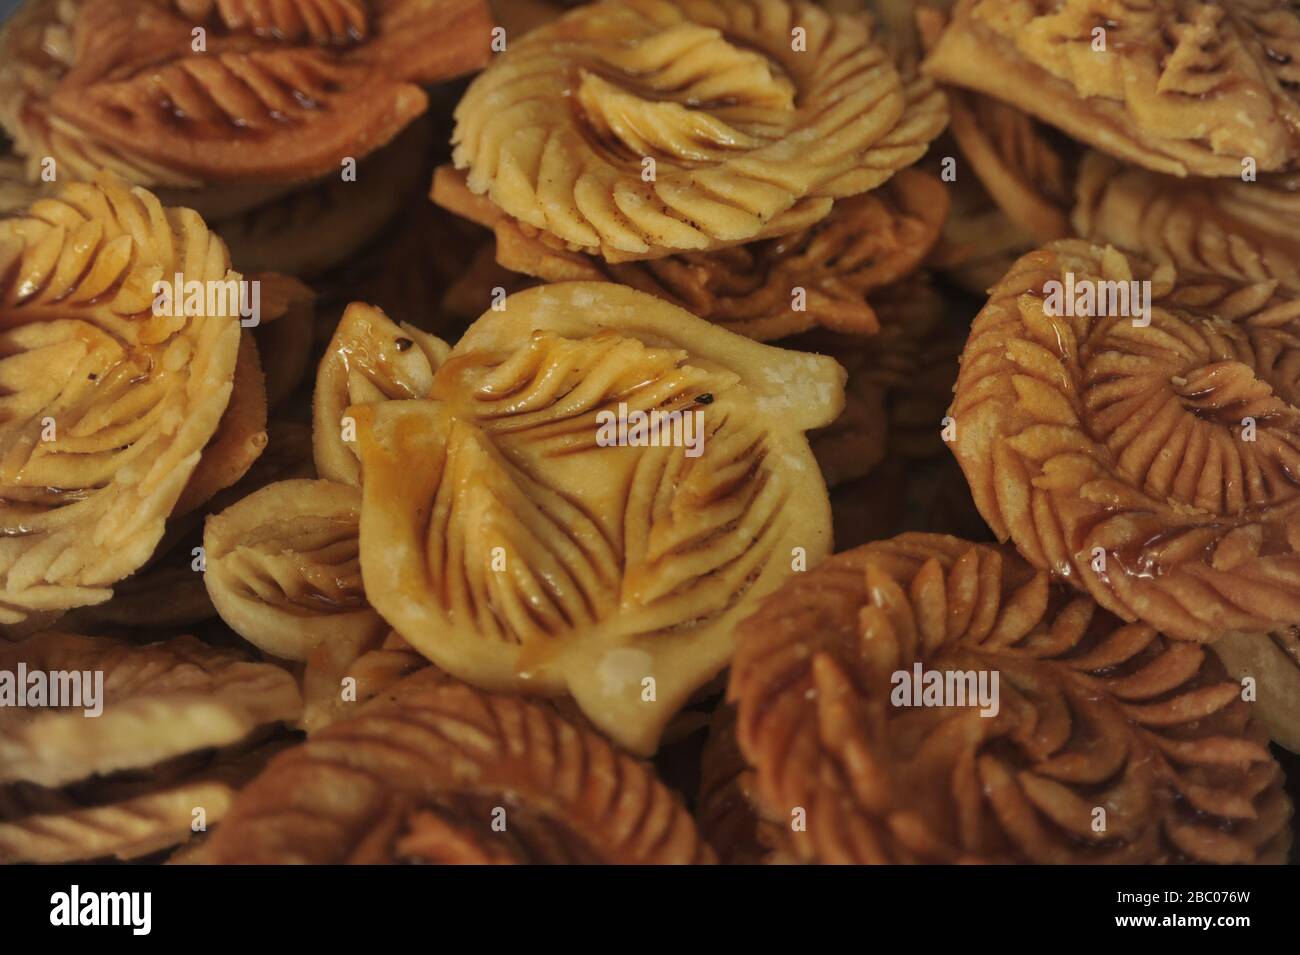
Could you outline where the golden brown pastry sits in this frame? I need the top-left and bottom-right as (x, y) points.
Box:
(0, 739), (285, 863)
(924, 0), (1300, 178)
(949, 240), (1300, 641)
(1212, 628), (1300, 753)
(195, 669), (716, 863)
(351, 282), (843, 755)
(1074, 150), (1300, 294)
(0, 0), (492, 193)
(0, 172), (243, 630)
(728, 533), (1293, 863)
(452, 0), (947, 262)
(300, 629), (430, 733)
(434, 164), (949, 340)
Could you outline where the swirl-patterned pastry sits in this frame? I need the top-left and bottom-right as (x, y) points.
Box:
(1074, 151), (1300, 294)
(196, 669), (716, 863)
(949, 239), (1300, 641)
(434, 164), (948, 340)
(0, 172), (242, 628)
(729, 533), (1293, 864)
(0, 631), (301, 788)
(923, 0), (1300, 178)
(203, 479), (386, 661)
(452, 0), (947, 262)
(0, 0), (493, 190)
(352, 282), (843, 755)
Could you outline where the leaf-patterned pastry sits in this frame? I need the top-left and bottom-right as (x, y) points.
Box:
(300, 628), (430, 733)
(351, 282), (844, 755)
(452, 0), (947, 262)
(203, 479), (386, 661)
(728, 533), (1293, 864)
(1074, 151), (1300, 294)
(0, 630), (301, 788)
(0, 739), (284, 863)
(923, 0), (1300, 177)
(434, 164), (949, 341)
(195, 669), (716, 863)
(949, 239), (1300, 641)
(0, 171), (242, 629)
(0, 0), (493, 190)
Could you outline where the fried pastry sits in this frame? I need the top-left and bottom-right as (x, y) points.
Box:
(728, 533), (1293, 863)
(923, 0), (1300, 178)
(313, 302), (451, 487)
(451, 0), (947, 262)
(351, 282), (843, 755)
(0, 172), (242, 629)
(1074, 151), (1300, 294)
(698, 702), (779, 864)
(0, 739), (284, 863)
(0, 631), (300, 788)
(196, 670), (716, 863)
(204, 479), (386, 661)
(950, 240), (1300, 641)
(0, 0), (493, 191)
(300, 629), (430, 733)
(435, 164), (949, 340)
(1212, 629), (1300, 754)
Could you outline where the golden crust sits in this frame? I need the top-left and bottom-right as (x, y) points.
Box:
(0, 631), (301, 788)
(924, 0), (1300, 177)
(728, 533), (1293, 864)
(0, 0), (493, 189)
(452, 0), (947, 261)
(1074, 150), (1300, 294)
(0, 172), (242, 629)
(353, 282), (843, 755)
(435, 164), (949, 341)
(203, 479), (387, 661)
(312, 302), (451, 487)
(196, 669), (717, 863)
(1212, 628), (1300, 753)
(950, 240), (1300, 640)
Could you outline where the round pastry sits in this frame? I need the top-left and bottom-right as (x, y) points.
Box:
(0, 171), (243, 629)
(728, 533), (1293, 863)
(452, 0), (947, 261)
(950, 239), (1300, 641)
(924, 0), (1300, 178)
(195, 669), (716, 863)
(351, 282), (844, 755)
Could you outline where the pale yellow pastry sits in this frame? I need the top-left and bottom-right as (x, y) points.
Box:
(452, 0), (947, 261)
(924, 0), (1300, 177)
(0, 172), (242, 629)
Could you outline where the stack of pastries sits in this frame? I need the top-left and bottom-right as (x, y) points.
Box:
(0, 0), (1297, 865)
